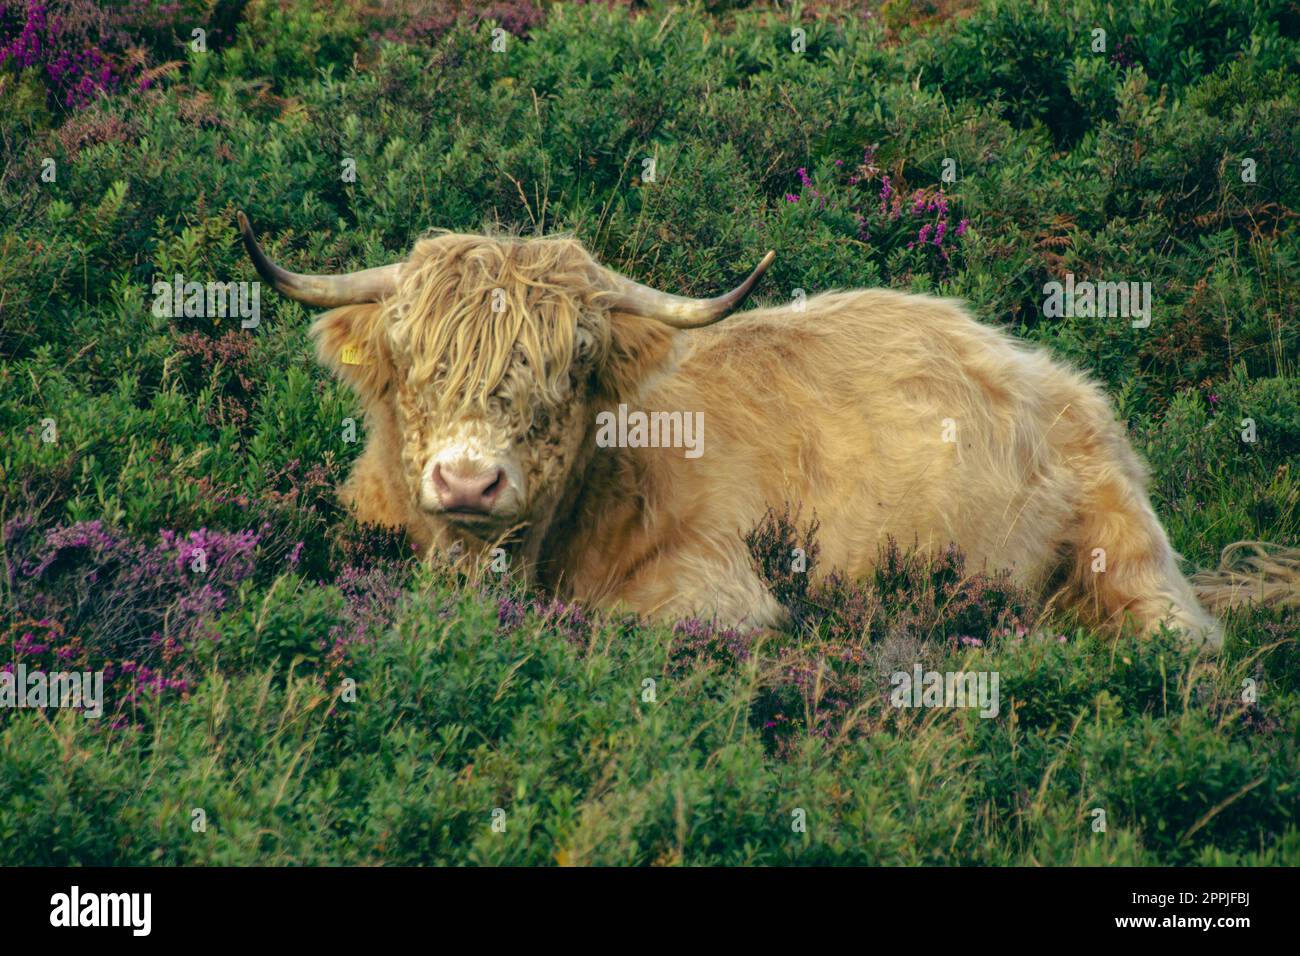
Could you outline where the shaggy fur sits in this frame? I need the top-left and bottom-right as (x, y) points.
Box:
(302, 232), (1293, 650)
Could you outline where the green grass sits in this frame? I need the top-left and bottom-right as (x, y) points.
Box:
(2, 571), (1297, 865)
(1, 0), (1297, 865)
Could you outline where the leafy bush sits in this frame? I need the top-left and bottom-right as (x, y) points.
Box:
(0, 0), (1297, 865)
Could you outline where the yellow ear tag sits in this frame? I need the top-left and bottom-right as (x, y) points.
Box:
(341, 342), (369, 366)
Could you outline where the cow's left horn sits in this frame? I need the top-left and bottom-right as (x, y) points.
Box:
(608, 251), (776, 329)
(237, 211), (402, 308)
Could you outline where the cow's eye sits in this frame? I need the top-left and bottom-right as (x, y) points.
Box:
(522, 413), (547, 439)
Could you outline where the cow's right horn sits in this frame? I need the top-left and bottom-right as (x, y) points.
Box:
(608, 251), (776, 329)
(237, 211), (402, 307)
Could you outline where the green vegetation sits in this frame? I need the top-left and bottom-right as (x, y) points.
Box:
(1, 0), (1297, 865)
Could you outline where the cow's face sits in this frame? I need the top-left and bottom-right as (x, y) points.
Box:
(322, 235), (619, 537)
(237, 212), (772, 541)
(388, 238), (615, 533)
(394, 343), (599, 532)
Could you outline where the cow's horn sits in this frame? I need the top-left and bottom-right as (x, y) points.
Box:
(237, 211), (402, 307)
(608, 251), (775, 329)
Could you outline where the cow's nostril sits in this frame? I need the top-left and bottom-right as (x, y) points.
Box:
(432, 464), (508, 514)
(481, 469), (505, 502)
(431, 464), (452, 497)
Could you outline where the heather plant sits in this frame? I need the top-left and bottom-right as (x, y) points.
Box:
(496, 593), (596, 648)
(174, 328), (260, 431)
(779, 146), (971, 281)
(0, 0), (224, 110)
(324, 560), (409, 673)
(849, 146), (970, 265)
(365, 0), (547, 44)
(1, 1), (124, 109)
(5, 515), (259, 657)
(1, 513), (261, 718)
(746, 506), (1038, 647)
(736, 507), (1040, 754)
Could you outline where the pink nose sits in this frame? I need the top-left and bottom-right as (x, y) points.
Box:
(432, 464), (507, 514)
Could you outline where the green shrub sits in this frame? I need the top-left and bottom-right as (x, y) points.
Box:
(1, 0), (1297, 866)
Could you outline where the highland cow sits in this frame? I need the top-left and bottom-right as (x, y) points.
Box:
(239, 211), (1296, 649)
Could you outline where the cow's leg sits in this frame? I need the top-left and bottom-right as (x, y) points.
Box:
(1066, 471), (1222, 649)
(619, 540), (786, 629)
(339, 442), (427, 544)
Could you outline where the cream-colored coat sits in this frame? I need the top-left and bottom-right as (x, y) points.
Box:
(333, 287), (1222, 647)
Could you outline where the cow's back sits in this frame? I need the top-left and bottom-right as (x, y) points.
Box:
(647, 288), (1114, 588)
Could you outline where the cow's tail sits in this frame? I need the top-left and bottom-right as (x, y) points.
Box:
(1189, 541), (1300, 614)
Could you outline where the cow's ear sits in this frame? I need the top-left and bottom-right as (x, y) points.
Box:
(598, 312), (679, 401)
(310, 303), (395, 400)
